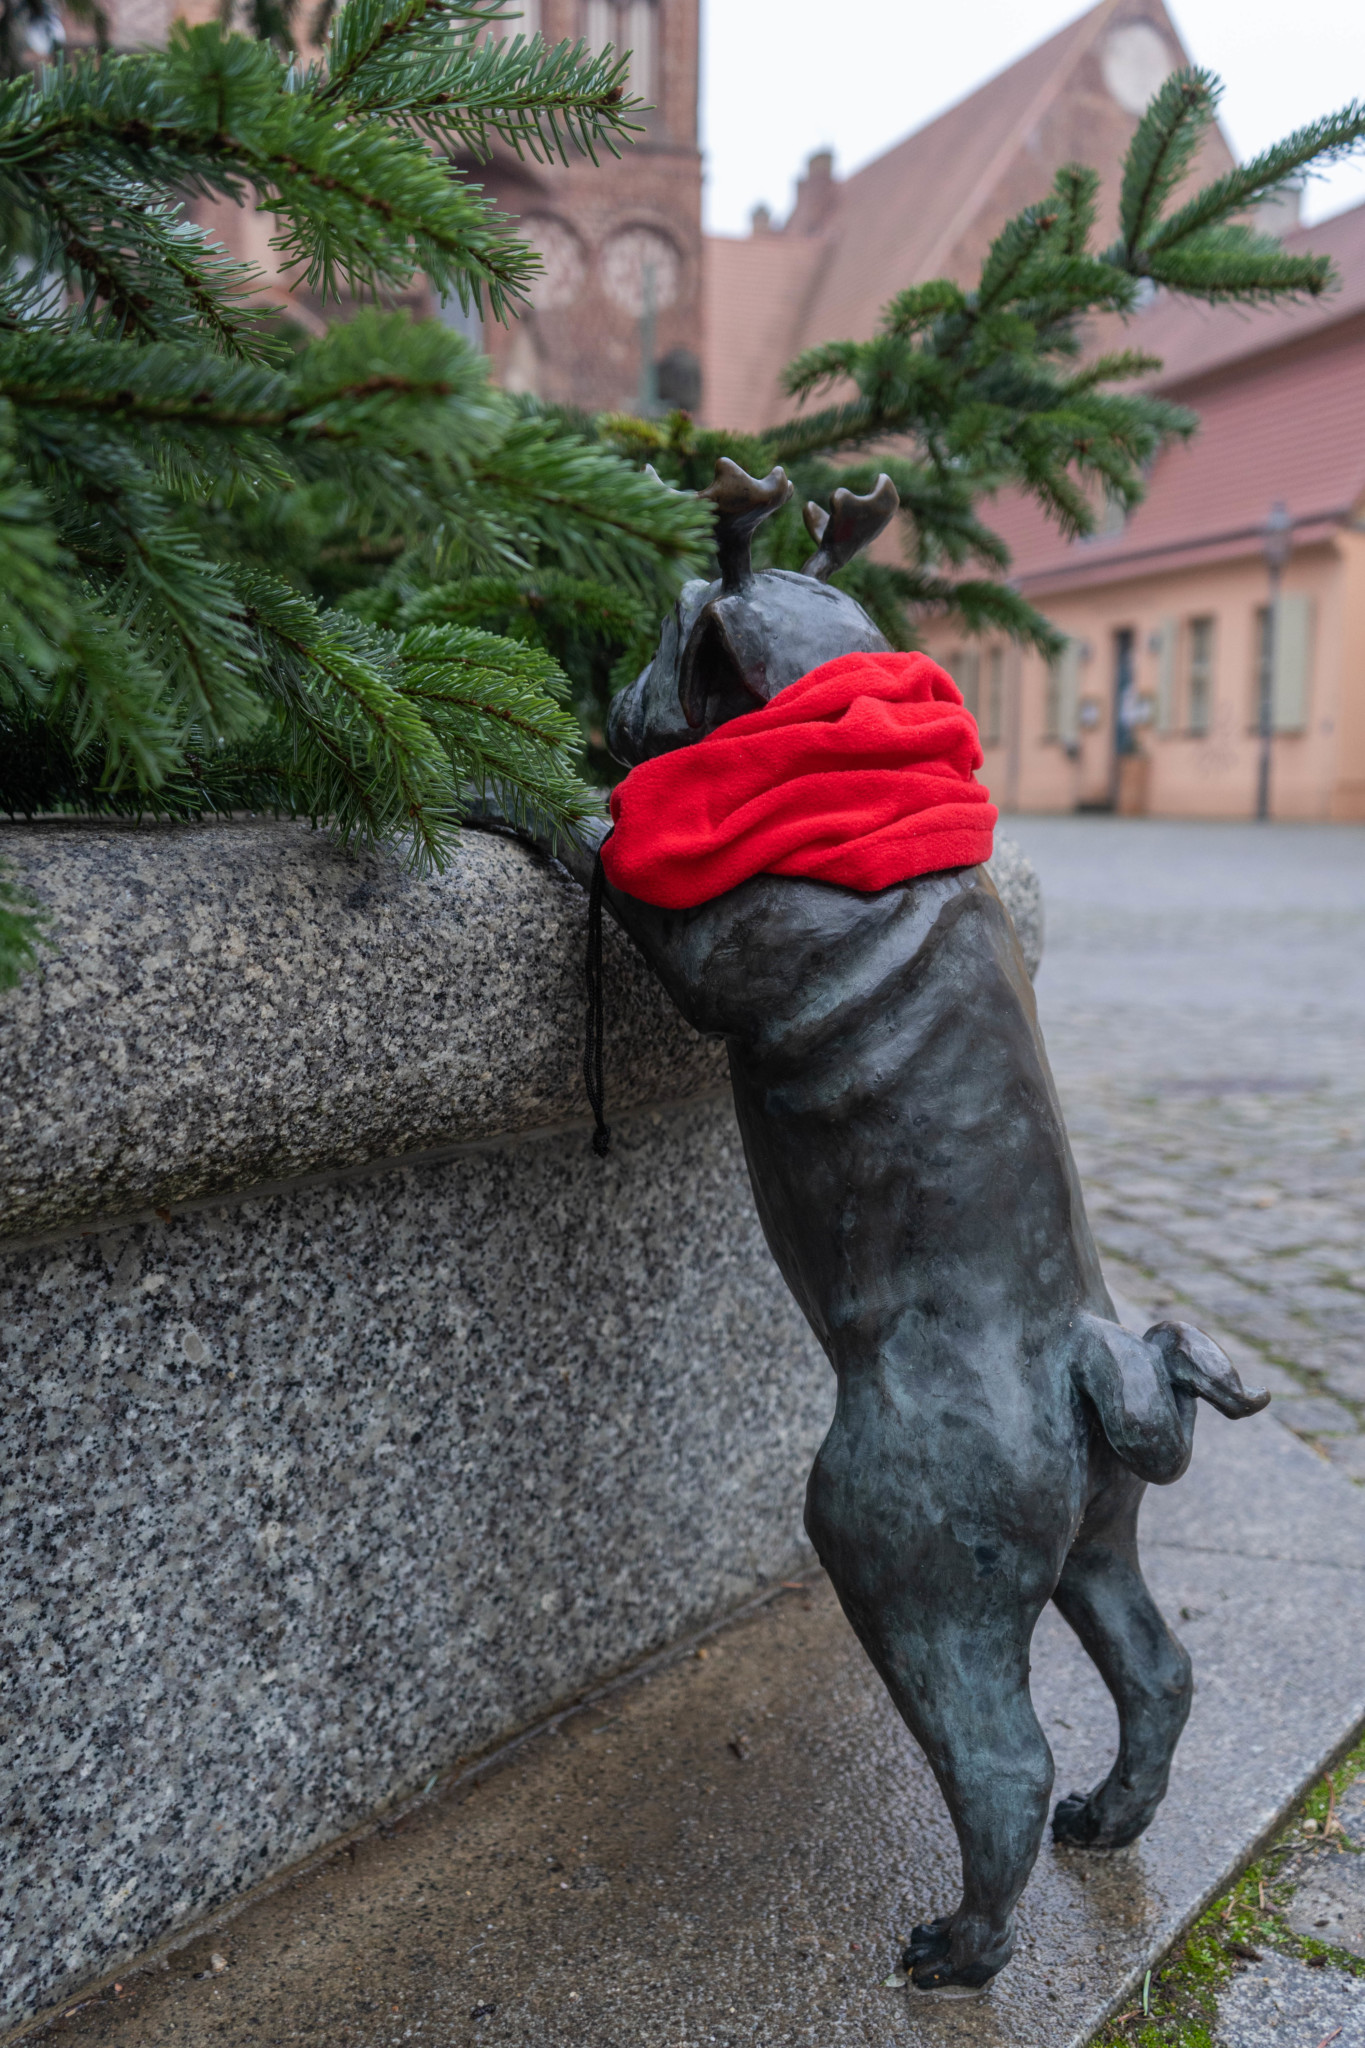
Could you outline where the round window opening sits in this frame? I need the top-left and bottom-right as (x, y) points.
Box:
(1101, 21), (1175, 115)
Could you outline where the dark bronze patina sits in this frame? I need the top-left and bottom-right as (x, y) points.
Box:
(545, 462), (1269, 1990)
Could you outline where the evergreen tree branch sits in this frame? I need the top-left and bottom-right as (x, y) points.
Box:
(1147, 100), (1365, 251)
(327, 23), (639, 167)
(320, 0), (508, 107)
(233, 566), (462, 865)
(1143, 230), (1335, 302)
(1116, 67), (1218, 258)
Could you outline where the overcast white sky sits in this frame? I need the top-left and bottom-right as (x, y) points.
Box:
(700, 0), (1365, 237)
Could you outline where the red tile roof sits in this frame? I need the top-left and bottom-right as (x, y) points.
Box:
(702, 232), (827, 440)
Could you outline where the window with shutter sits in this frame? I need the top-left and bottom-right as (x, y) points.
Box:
(1045, 640), (1081, 744)
(1186, 616), (1213, 735)
(1058, 640), (1080, 747)
(584, 0), (614, 53)
(583, 1), (655, 93)
(1272, 594), (1313, 733)
(624, 0), (654, 95)
(984, 647), (1004, 746)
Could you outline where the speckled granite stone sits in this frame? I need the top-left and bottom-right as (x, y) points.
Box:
(0, 820), (727, 1239)
(0, 822), (1041, 1241)
(0, 1094), (833, 2028)
(987, 837), (1043, 980)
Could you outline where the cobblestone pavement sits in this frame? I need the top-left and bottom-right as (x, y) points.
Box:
(1005, 819), (1365, 2048)
(1007, 818), (1365, 1484)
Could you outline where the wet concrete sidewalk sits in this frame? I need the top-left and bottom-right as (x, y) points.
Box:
(28, 1390), (1365, 2048)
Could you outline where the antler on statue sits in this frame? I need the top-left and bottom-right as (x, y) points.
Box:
(704, 459), (794, 591)
(802, 474), (900, 581)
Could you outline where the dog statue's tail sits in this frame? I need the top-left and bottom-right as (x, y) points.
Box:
(1071, 1314), (1270, 1485)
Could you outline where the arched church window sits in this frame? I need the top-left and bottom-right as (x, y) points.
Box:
(583, 0), (656, 99)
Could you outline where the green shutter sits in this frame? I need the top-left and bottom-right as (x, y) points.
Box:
(1155, 618), (1177, 733)
(1058, 639), (1081, 746)
(1272, 595), (1313, 733)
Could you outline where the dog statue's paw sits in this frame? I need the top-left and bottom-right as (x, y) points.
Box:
(901, 1917), (951, 1971)
(909, 1953), (1000, 1992)
(1052, 1790), (1102, 1846)
(902, 1914), (1009, 1990)
(1052, 1787), (1153, 1849)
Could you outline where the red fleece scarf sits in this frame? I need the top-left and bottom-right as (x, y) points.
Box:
(602, 650), (997, 910)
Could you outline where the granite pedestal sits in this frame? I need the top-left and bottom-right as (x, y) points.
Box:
(0, 818), (1038, 2035)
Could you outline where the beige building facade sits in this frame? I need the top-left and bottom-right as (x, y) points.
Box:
(924, 533), (1365, 823)
(917, 204), (1365, 822)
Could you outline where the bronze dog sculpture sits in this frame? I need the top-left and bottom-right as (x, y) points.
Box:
(535, 460), (1269, 1990)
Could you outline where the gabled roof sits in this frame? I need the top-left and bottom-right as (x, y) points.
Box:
(701, 0), (1234, 431)
(789, 0), (1135, 357)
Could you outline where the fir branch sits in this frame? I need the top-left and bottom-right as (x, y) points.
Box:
(397, 620), (594, 834)
(880, 279), (969, 340)
(1147, 100), (1365, 252)
(469, 414), (715, 592)
(976, 203), (1064, 313)
(1144, 228), (1334, 302)
(4, 29), (540, 315)
(329, 26), (639, 168)
(321, 0), (508, 107)
(1049, 163), (1099, 257)
(1116, 67), (1219, 259)
(233, 565), (462, 865)
(1061, 350), (1165, 394)
(948, 577), (1062, 655)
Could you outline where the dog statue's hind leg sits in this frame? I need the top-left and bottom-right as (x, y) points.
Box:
(1052, 1314), (1269, 1848)
(805, 1412), (1067, 1992)
(855, 1584), (1056, 1989)
(1051, 1468), (1193, 1848)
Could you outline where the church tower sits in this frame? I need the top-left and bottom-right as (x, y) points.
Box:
(87, 0), (704, 415)
(468, 0), (704, 415)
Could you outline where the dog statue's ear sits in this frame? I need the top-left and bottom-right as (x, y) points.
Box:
(677, 595), (770, 730)
(803, 474), (899, 581)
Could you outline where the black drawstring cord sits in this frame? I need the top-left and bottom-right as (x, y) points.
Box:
(584, 845), (611, 1156)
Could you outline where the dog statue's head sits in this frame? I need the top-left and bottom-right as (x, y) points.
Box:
(606, 460), (900, 768)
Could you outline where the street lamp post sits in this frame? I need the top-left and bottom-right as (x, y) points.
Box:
(1256, 500), (1293, 822)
